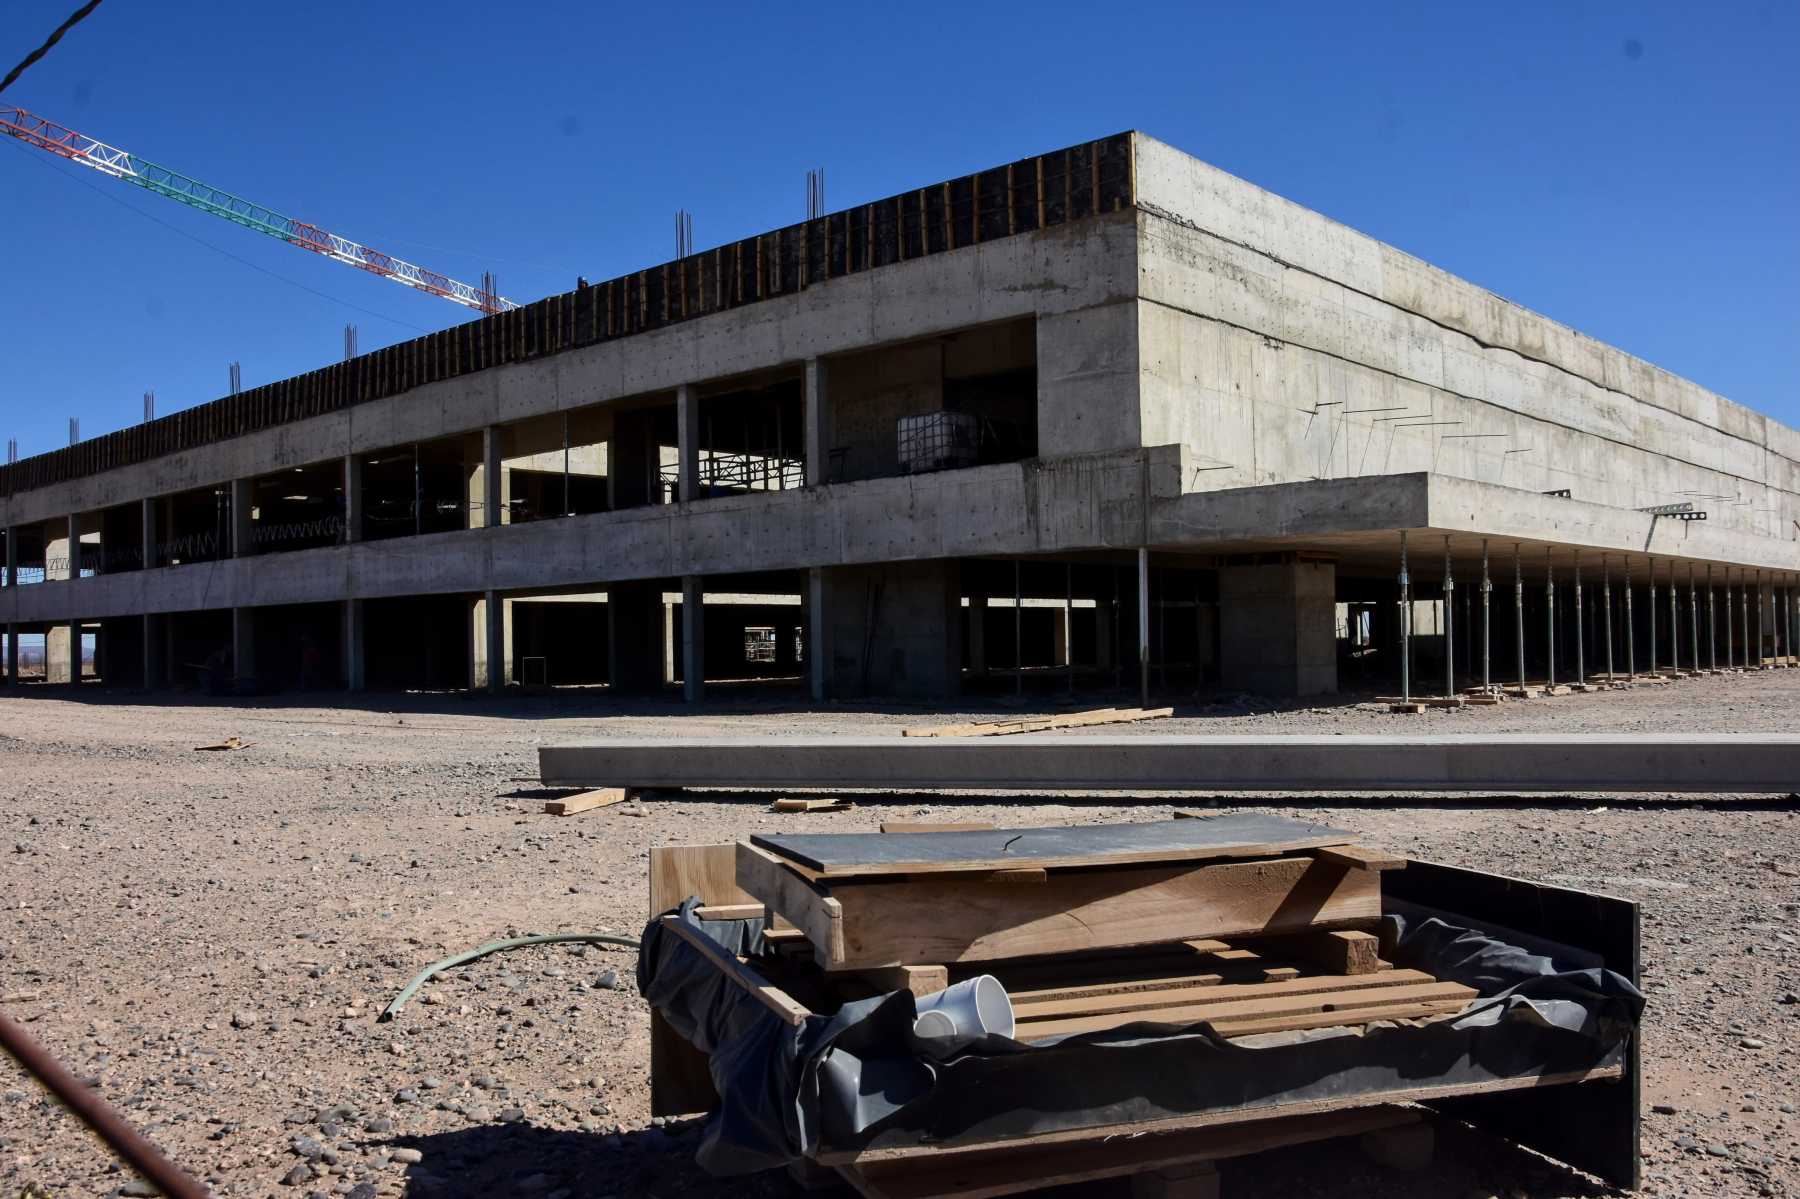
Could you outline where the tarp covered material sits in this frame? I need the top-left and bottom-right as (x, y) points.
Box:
(637, 899), (1644, 1175)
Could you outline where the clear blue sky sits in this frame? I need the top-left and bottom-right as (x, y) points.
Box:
(2, 0), (1795, 460)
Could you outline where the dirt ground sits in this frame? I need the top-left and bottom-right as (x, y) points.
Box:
(2, 672), (1797, 1199)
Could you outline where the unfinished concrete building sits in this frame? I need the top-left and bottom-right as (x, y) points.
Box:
(3, 132), (1799, 702)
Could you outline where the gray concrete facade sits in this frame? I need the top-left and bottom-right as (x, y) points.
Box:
(3, 132), (1797, 699)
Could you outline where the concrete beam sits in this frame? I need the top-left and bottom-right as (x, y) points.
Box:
(538, 734), (1800, 795)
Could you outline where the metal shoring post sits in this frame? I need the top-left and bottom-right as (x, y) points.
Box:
(1735, 568), (1749, 666)
(1480, 539), (1491, 693)
(1192, 573), (1202, 700)
(1443, 536), (1455, 699)
(1399, 531), (1411, 705)
(1602, 555), (1615, 684)
(1756, 568), (1771, 662)
(1545, 547), (1556, 689)
(1067, 561), (1075, 698)
(1573, 548), (1585, 687)
(1013, 559), (1022, 698)
(1137, 548), (1151, 708)
(1724, 568), (1735, 670)
(1707, 564), (1717, 673)
(1647, 558), (1657, 678)
(1669, 558), (1680, 674)
(1513, 543), (1525, 691)
(1689, 562), (1699, 675)
(1623, 558), (1636, 679)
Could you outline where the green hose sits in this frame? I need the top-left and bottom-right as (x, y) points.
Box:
(379, 932), (641, 1022)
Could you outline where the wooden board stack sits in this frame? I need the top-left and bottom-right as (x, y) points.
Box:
(723, 815), (1473, 1044)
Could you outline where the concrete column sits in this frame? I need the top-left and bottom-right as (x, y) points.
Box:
(142, 614), (164, 690)
(5, 624), (17, 685)
(231, 478), (253, 557)
(676, 385), (699, 503)
(233, 608), (256, 682)
(3, 525), (15, 588)
(807, 568), (829, 701)
(45, 519), (71, 582)
(804, 357), (829, 487)
(1218, 556), (1338, 697)
(67, 515), (80, 578)
(471, 590), (508, 692)
(681, 575), (705, 702)
(606, 580), (664, 692)
(967, 594), (988, 676)
(342, 600), (365, 691)
(140, 499), (157, 569)
(482, 427), (503, 527)
(45, 623), (73, 683)
(341, 455), (363, 542)
(1052, 604), (1071, 668)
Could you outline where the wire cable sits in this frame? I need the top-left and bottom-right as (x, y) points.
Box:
(0, 0), (103, 96)
(1, 134), (433, 334)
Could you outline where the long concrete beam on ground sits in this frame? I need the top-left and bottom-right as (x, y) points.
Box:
(537, 734), (1800, 795)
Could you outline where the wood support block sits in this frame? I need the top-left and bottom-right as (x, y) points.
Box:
(1359, 1121), (1435, 1172)
(1131, 1161), (1219, 1199)
(857, 964), (950, 997)
(544, 786), (634, 815)
(1268, 929), (1384, 976)
(1313, 844), (1406, 872)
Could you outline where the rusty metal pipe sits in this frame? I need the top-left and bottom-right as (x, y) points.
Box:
(0, 1008), (210, 1199)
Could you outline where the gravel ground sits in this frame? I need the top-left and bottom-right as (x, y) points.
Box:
(1, 671), (1797, 1198)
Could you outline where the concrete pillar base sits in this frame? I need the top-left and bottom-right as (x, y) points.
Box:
(1218, 556), (1338, 696)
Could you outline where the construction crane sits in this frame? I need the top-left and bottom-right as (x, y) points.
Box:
(0, 105), (517, 315)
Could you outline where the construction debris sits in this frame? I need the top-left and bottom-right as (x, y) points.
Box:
(193, 736), (251, 751)
(901, 706), (1174, 738)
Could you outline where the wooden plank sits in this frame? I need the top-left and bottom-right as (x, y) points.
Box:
(840, 1106), (1419, 1199)
(1015, 982), (1475, 1040)
(736, 842), (847, 965)
(544, 786), (633, 816)
(658, 915), (812, 1028)
(745, 853), (1383, 971)
(820, 1066), (1624, 1167)
(648, 844), (755, 1117)
(649, 844), (755, 914)
(752, 814), (1355, 881)
(901, 706), (1173, 739)
(692, 903), (765, 921)
(880, 822), (997, 834)
(1011, 969), (1443, 1023)
(1314, 844), (1407, 872)
(772, 798), (856, 813)
(1258, 929), (1384, 976)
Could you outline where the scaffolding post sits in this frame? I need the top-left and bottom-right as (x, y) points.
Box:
(1137, 548), (1150, 707)
(1624, 557), (1636, 679)
(1689, 563), (1699, 675)
(1668, 559), (1680, 674)
(1647, 558), (1657, 678)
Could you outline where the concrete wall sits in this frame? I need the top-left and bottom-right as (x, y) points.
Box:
(1131, 135), (1800, 548)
